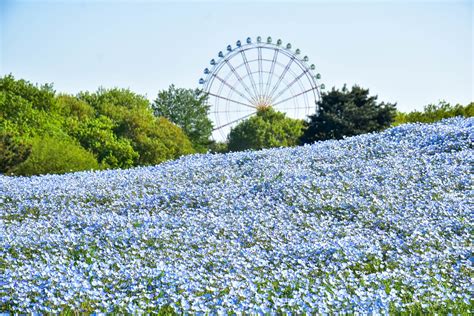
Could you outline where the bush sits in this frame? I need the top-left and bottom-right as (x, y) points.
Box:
(11, 136), (99, 176)
(227, 107), (305, 152)
(208, 141), (228, 154)
(0, 128), (31, 174)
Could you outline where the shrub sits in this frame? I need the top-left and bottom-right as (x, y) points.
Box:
(0, 128), (31, 174)
(11, 135), (99, 176)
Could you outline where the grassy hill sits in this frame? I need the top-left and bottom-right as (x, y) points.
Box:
(1, 118), (472, 314)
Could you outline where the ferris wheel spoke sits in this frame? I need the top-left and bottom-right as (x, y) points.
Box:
(224, 59), (257, 103)
(240, 50), (260, 101)
(264, 49), (279, 99)
(207, 92), (256, 109)
(212, 73), (254, 104)
(257, 47), (263, 98)
(271, 69), (310, 103)
(272, 87), (315, 107)
(268, 56), (295, 101)
(213, 111), (256, 131)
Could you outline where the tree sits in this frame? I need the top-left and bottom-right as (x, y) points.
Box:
(0, 74), (66, 174)
(227, 107), (305, 152)
(0, 74), (57, 112)
(56, 94), (95, 121)
(0, 75), (64, 137)
(0, 75), (197, 175)
(66, 115), (139, 169)
(10, 135), (99, 176)
(78, 87), (195, 166)
(208, 140), (228, 154)
(152, 85), (213, 152)
(134, 117), (195, 165)
(301, 85), (397, 143)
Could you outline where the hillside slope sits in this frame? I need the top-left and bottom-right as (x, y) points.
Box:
(1, 118), (473, 313)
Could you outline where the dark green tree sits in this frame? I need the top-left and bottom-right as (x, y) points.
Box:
(301, 85), (397, 143)
(152, 85), (213, 152)
(227, 107), (305, 152)
(0, 127), (31, 173)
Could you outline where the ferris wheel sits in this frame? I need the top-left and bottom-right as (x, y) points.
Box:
(199, 36), (325, 140)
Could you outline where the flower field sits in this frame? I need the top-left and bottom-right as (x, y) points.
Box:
(1, 118), (473, 314)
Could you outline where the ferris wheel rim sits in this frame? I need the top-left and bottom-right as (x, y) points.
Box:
(199, 36), (324, 139)
(202, 43), (321, 100)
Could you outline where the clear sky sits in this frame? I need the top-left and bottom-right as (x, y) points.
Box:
(0, 0), (472, 112)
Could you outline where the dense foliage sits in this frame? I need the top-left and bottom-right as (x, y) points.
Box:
(2, 74), (471, 174)
(77, 88), (194, 166)
(395, 101), (473, 125)
(152, 85), (213, 153)
(1, 118), (472, 314)
(301, 85), (397, 143)
(10, 135), (99, 175)
(227, 107), (305, 152)
(0, 75), (194, 175)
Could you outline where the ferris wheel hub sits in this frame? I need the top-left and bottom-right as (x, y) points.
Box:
(254, 97), (273, 108)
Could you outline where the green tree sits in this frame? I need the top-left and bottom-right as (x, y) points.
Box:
(0, 75), (64, 137)
(152, 85), (213, 152)
(0, 75), (66, 174)
(0, 74), (57, 112)
(133, 117), (195, 165)
(301, 85), (397, 143)
(1, 75), (196, 175)
(10, 135), (99, 176)
(394, 101), (473, 125)
(208, 140), (228, 154)
(56, 94), (95, 121)
(78, 87), (195, 166)
(227, 107), (305, 152)
(67, 115), (139, 169)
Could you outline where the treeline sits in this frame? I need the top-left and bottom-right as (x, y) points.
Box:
(394, 101), (473, 125)
(1, 74), (472, 176)
(0, 75), (206, 176)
